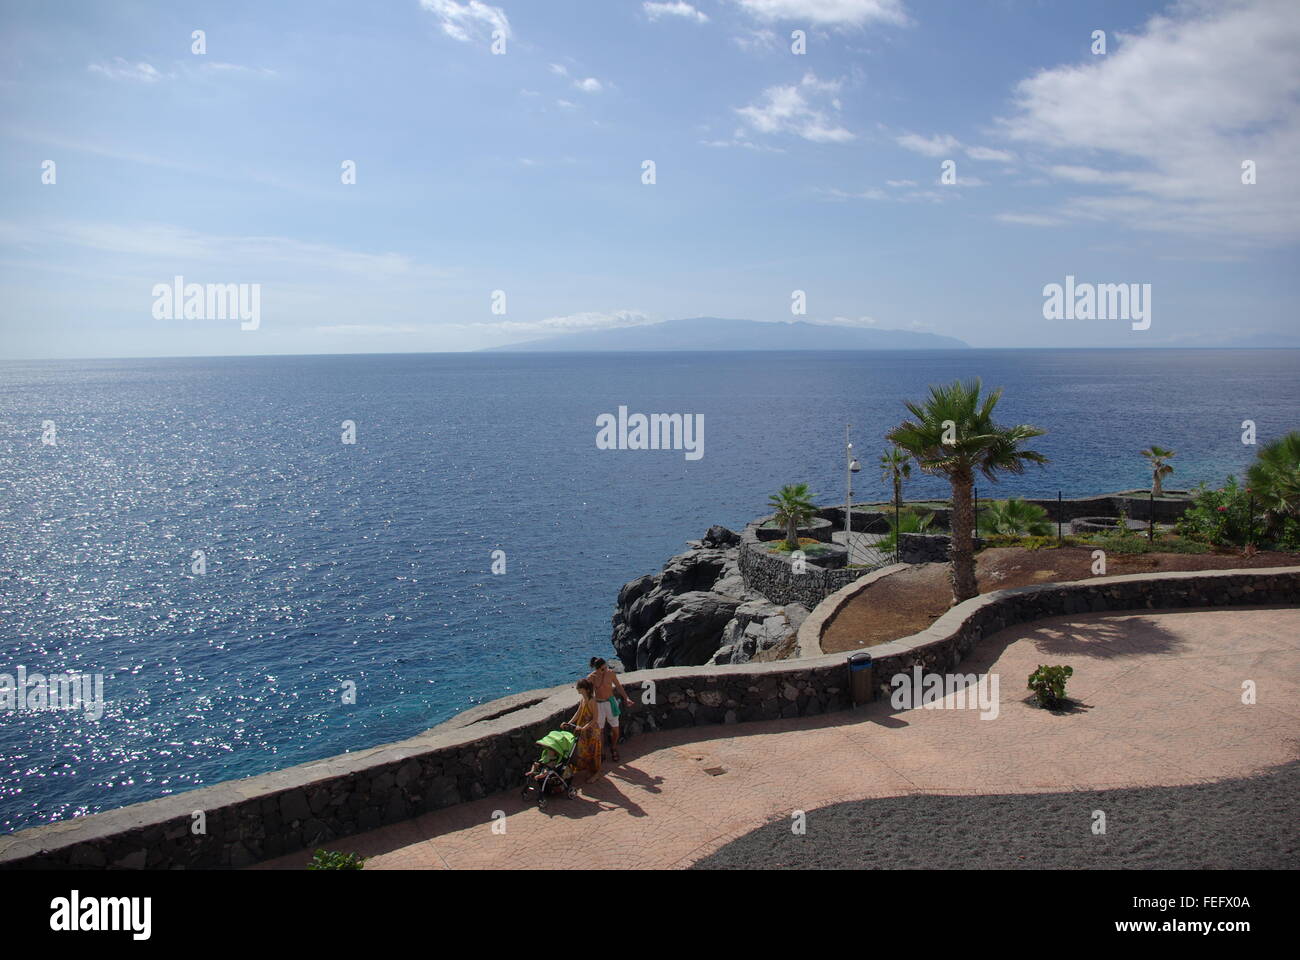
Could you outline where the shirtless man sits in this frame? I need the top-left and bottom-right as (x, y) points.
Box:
(587, 657), (631, 762)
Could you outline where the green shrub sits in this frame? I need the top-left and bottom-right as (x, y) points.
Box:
(1095, 536), (1210, 555)
(1027, 664), (1074, 709)
(978, 498), (1052, 537)
(1176, 478), (1255, 547)
(981, 534), (1085, 550)
(308, 849), (366, 870)
(878, 507), (935, 551)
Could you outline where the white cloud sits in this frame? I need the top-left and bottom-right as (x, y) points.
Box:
(574, 77), (603, 93)
(895, 132), (959, 157)
(88, 58), (161, 82)
(644, 2), (709, 23)
(549, 63), (568, 76)
(732, 0), (908, 27)
(2, 220), (435, 278)
(998, 0), (1300, 241)
(895, 133), (1016, 165)
(965, 145), (1014, 163)
(995, 212), (1062, 227)
(813, 315), (880, 327)
(736, 72), (854, 143)
(469, 310), (655, 336)
(733, 28), (780, 51)
(419, 0), (510, 43)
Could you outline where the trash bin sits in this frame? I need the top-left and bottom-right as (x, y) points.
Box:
(848, 652), (874, 706)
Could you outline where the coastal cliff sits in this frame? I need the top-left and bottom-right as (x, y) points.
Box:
(611, 525), (808, 668)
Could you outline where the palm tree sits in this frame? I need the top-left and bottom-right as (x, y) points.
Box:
(880, 447), (912, 513)
(887, 379), (1048, 604)
(768, 483), (818, 551)
(1141, 445), (1176, 497)
(978, 498), (1052, 537)
(1246, 431), (1300, 536)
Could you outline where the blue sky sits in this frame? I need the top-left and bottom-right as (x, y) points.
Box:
(1, 0), (1297, 358)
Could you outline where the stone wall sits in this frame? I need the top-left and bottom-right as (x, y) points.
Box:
(898, 532), (986, 564)
(737, 528), (869, 607)
(3, 566), (1296, 870)
(822, 491), (1197, 532)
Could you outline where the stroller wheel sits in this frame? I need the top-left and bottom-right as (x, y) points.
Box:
(521, 788), (532, 803)
(537, 793), (548, 809)
(566, 786), (577, 799)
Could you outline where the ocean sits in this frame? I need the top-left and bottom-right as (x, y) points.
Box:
(1, 349), (1296, 832)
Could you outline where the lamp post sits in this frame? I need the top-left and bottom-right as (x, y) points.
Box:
(845, 424), (861, 541)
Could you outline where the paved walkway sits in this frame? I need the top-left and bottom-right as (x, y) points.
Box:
(256, 606), (1300, 870)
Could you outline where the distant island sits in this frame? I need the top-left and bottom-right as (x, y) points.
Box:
(484, 317), (970, 352)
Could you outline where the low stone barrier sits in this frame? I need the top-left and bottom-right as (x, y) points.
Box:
(898, 532), (986, 564)
(3, 566), (1296, 870)
(737, 528), (868, 606)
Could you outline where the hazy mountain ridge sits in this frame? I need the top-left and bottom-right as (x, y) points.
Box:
(484, 317), (971, 352)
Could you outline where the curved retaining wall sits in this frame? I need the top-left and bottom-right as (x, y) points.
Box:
(737, 528), (867, 606)
(3, 566), (1296, 870)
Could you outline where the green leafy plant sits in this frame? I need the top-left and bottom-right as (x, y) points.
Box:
(1175, 478), (1254, 547)
(878, 507), (935, 552)
(886, 378), (1048, 604)
(1141, 445), (1176, 497)
(978, 498), (1052, 537)
(1246, 431), (1300, 543)
(767, 483), (818, 551)
(308, 849), (366, 870)
(1027, 664), (1074, 709)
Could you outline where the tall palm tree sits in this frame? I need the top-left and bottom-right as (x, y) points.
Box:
(886, 379), (1048, 604)
(1246, 431), (1300, 536)
(880, 447), (912, 513)
(768, 483), (818, 551)
(1141, 445), (1176, 497)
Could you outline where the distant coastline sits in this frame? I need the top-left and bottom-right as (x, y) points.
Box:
(481, 316), (971, 352)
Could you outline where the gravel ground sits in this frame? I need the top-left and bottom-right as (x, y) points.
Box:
(692, 761), (1299, 870)
(821, 546), (1300, 653)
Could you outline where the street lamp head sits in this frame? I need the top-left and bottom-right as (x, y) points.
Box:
(849, 458), (861, 473)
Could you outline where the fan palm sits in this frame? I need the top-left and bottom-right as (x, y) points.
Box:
(768, 483), (818, 551)
(886, 378), (1048, 604)
(1246, 431), (1300, 536)
(1141, 445), (1176, 497)
(978, 498), (1052, 537)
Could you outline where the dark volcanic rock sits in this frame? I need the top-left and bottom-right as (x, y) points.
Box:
(611, 530), (749, 668)
(702, 525), (741, 548)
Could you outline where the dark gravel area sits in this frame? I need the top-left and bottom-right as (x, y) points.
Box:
(693, 761), (1299, 870)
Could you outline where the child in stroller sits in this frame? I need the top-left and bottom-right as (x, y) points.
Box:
(521, 729), (578, 808)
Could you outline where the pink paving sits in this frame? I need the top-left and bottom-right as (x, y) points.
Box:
(255, 605), (1300, 870)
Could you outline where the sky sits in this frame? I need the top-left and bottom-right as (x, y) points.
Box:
(1, 0), (1297, 358)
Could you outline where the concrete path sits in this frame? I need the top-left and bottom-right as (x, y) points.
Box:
(255, 605), (1300, 870)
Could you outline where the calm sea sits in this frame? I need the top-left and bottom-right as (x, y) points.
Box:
(1, 349), (1297, 832)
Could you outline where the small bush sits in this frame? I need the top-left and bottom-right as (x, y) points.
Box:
(1027, 664), (1073, 709)
(308, 849), (366, 870)
(878, 508), (935, 551)
(1176, 478), (1255, 547)
(978, 498), (1052, 537)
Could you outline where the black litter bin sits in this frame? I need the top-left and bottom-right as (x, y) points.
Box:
(848, 652), (874, 706)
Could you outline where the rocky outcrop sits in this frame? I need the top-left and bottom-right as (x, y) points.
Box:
(611, 527), (805, 669)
